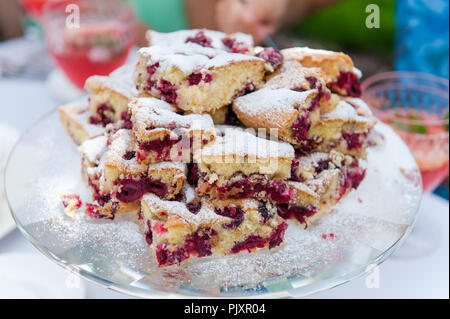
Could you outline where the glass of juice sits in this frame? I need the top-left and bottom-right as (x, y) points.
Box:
(41, 0), (135, 89)
(362, 71), (449, 193)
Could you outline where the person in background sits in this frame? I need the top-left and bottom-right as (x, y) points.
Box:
(131, 0), (337, 45)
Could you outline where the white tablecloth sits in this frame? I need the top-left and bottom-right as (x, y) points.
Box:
(0, 79), (448, 299)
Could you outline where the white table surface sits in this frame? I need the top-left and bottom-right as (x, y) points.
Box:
(0, 78), (448, 299)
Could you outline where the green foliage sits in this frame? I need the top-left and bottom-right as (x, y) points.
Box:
(445, 112), (449, 132)
(293, 0), (394, 55)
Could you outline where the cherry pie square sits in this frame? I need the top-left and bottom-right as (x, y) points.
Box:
(281, 47), (362, 97)
(141, 191), (287, 267)
(59, 102), (105, 146)
(133, 43), (265, 113)
(129, 97), (216, 164)
(85, 64), (139, 128)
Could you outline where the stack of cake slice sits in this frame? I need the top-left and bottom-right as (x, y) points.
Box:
(58, 28), (377, 267)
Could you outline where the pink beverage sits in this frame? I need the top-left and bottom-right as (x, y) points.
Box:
(362, 71), (449, 193)
(375, 109), (449, 192)
(42, 0), (135, 89)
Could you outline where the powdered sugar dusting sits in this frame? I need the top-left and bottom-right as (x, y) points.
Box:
(147, 29), (254, 50)
(85, 64), (138, 98)
(142, 193), (230, 226)
(131, 97), (214, 130)
(323, 100), (376, 125)
(62, 103), (105, 138)
(104, 129), (142, 172)
(79, 136), (108, 163)
(286, 181), (318, 198)
(198, 126), (294, 160)
(138, 44), (262, 74)
(264, 60), (325, 90)
(148, 161), (186, 174)
(233, 88), (316, 118)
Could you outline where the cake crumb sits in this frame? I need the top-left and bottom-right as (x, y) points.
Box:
(61, 193), (82, 219)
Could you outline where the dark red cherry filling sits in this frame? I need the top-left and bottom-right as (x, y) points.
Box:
(315, 160), (330, 174)
(146, 62), (159, 76)
(143, 178), (168, 198)
(61, 194), (82, 209)
(187, 72), (202, 85)
(305, 76), (331, 111)
(217, 178), (255, 199)
(186, 201), (202, 214)
(342, 131), (368, 151)
(155, 244), (189, 266)
(187, 163), (201, 186)
(187, 71), (213, 86)
(158, 80), (178, 104)
(341, 161), (366, 196)
(215, 175), (296, 204)
(265, 180), (297, 204)
(115, 178), (144, 203)
(224, 105), (242, 126)
(295, 138), (317, 155)
(258, 203), (270, 223)
(276, 204), (317, 225)
(329, 71), (361, 97)
(231, 235), (266, 254)
(145, 220), (153, 246)
(222, 37), (249, 53)
(215, 206), (245, 229)
(85, 203), (115, 220)
(115, 177), (168, 203)
(256, 47), (283, 72)
(233, 82), (255, 98)
(120, 111), (133, 129)
(89, 103), (114, 127)
(222, 37), (235, 50)
(123, 151), (136, 161)
(87, 177), (111, 206)
(292, 115), (311, 142)
(290, 159), (304, 182)
(185, 31), (213, 47)
(184, 229), (215, 257)
(95, 193), (111, 207)
(138, 134), (182, 158)
(268, 222), (288, 249)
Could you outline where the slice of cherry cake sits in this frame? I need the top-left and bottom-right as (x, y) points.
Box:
(302, 98), (377, 158)
(141, 191), (287, 267)
(264, 60), (339, 113)
(281, 47), (362, 97)
(85, 64), (140, 128)
(133, 43), (265, 113)
(233, 88), (325, 147)
(80, 129), (187, 219)
(146, 29), (254, 54)
(59, 102), (105, 146)
(129, 97), (216, 164)
(78, 135), (136, 219)
(146, 29), (283, 75)
(193, 126), (299, 204)
(284, 150), (367, 227)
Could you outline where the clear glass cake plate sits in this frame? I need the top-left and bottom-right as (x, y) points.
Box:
(5, 109), (422, 298)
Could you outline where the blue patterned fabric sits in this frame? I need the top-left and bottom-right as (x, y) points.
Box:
(395, 0), (449, 78)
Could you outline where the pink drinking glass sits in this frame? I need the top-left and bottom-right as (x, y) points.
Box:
(362, 71), (449, 193)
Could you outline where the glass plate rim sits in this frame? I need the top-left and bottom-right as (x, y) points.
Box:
(4, 108), (423, 298)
